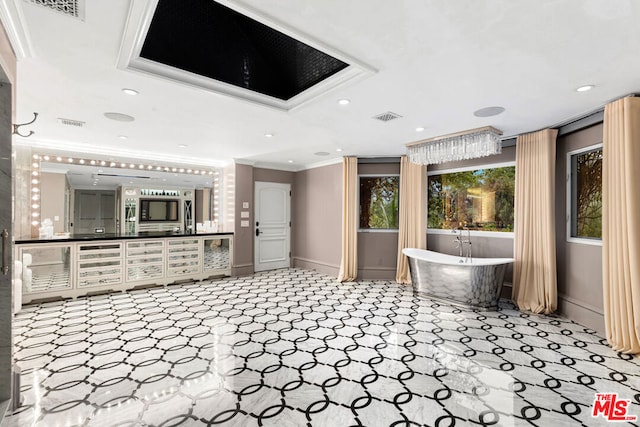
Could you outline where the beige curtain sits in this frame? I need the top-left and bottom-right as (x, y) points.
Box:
(396, 156), (427, 284)
(512, 128), (558, 314)
(602, 97), (640, 354)
(338, 157), (358, 282)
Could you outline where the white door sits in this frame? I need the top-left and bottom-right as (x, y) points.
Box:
(254, 182), (290, 272)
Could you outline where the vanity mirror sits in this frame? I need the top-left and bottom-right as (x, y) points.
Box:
(30, 153), (223, 237)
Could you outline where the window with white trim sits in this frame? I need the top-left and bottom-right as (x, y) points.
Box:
(359, 175), (399, 230)
(567, 144), (602, 243)
(427, 163), (515, 232)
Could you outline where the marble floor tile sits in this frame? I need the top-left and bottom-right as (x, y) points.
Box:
(2, 268), (639, 426)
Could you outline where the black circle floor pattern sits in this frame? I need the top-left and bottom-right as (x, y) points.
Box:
(2, 268), (639, 426)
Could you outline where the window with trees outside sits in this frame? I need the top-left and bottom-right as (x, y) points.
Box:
(568, 144), (602, 241)
(359, 175), (399, 229)
(428, 165), (515, 232)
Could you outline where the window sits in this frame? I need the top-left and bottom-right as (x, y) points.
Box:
(359, 175), (399, 229)
(568, 144), (602, 242)
(428, 164), (515, 232)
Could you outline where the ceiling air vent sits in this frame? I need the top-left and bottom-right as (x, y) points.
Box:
(373, 111), (402, 122)
(58, 118), (85, 128)
(25, 0), (84, 20)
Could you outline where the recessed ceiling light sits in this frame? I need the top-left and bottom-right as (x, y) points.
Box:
(338, 99), (350, 105)
(264, 133), (274, 138)
(415, 127), (425, 132)
(118, 135), (128, 140)
(178, 144), (187, 148)
(122, 88), (139, 95)
(287, 160), (294, 163)
(473, 106), (506, 118)
(104, 112), (135, 122)
(336, 148), (343, 152)
(576, 85), (594, 92)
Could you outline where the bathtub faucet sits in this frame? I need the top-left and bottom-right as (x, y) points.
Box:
(463, 227), (472, 263)
(453, 228), (464, 257)
(452, 227), (472, 262)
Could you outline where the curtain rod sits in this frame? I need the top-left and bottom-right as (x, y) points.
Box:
(501, 93), (638, 143)
(357, 156), (402, 164)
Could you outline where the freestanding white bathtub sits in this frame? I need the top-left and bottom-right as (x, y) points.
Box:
(402, 248), (514, 309)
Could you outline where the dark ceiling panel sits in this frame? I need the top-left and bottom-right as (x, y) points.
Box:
(140, 0), (349, 101)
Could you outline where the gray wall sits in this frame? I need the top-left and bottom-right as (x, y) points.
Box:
(555, 123), (604, 334)
(40, 172), (66, 233)
(232, 163), (254, 275)
(292, 162), (342, 276)
(254, 167), (295, 185)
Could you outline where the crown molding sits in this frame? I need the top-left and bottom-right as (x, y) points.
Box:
(0, 0), (33, 59)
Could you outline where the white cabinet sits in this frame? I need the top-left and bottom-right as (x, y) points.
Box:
(203, 237), (232, 274)
(17, 234), (233, 303)
(77, 242), (123, 288)
(167, 238), (201, 276)
(126, 240), (165, 282)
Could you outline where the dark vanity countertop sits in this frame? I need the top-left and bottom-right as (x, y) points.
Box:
(16, 231), (233, 244)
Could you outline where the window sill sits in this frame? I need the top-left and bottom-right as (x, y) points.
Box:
(358, 229), (399, 233)
(566, 237), (602, 246)
(427, 229), (514, 239)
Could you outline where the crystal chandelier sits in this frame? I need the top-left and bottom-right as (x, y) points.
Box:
(406, 126), (503, 165)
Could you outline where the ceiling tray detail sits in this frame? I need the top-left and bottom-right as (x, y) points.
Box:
(117, 0), (375, 111)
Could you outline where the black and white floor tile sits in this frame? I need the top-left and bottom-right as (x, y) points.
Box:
(3, 269), (639, 426)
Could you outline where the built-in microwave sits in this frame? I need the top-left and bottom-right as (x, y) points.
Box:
(139, 199), (179, 222)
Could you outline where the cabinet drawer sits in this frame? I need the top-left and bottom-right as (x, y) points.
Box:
(127, 240), (164, 257)
(77, 243), (123, 288)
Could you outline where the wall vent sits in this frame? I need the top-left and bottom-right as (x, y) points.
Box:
(373, 111), (402, 122)
(25, 0), (84, 20)
(58, 118), (85, 127)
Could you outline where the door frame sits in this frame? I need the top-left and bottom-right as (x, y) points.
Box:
(254, 181), (291, 272)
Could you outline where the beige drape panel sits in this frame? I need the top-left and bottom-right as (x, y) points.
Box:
(602, 97), (640, 354)
(338, 157), (358, 282)
(396, 156), (427, 284)
(512, 128), (558, 314)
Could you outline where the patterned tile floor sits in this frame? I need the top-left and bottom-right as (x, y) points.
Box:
(2, 269), (639, 426)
